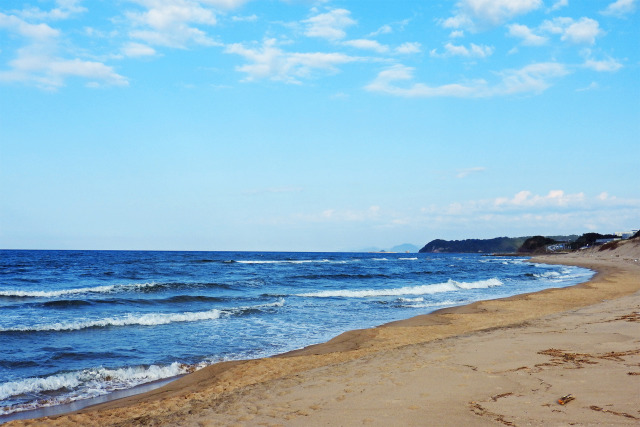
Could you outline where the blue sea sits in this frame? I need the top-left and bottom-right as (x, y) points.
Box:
(0, 250), (594, 417)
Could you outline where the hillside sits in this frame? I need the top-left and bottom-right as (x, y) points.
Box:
(418, 237), (529, 254)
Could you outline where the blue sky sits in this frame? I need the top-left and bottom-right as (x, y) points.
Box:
(1, 0), (638, 251)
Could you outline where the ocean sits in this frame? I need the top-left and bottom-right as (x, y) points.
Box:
(0, 250), (594, 418)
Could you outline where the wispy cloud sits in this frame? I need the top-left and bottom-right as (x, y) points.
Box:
(601, 0), (637, 17)
(443, 0), (543, 31)
(303, 8), (356, 41)
(457, 167), (486, 178)
(225, 38), (362, 83)
(540, 17), (603, 45)
(583, 56), (623, 72)
(430, 42), (494, 58)
(507, 23), (548, 46)
(365, 62), (568, 98)
(548, 0), (569, 12)
(0, 10), (128, 89)
(418, 190), (640, 235)
(13, 0), (87, 21)
(343, 39), (389, 53)
(121, 42), (157, 58)
(125, 0), (221, 48)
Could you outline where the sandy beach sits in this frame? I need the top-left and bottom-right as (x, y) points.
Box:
(6, 239), (639, 426)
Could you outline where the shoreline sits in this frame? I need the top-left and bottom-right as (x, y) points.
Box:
(5, 240), (640, 426)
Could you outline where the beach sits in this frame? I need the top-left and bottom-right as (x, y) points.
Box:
(6, 239), (640, 426)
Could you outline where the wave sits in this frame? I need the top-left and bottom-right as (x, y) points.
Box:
(0, 299), (284, 333)
(293, 273), (392, 280)
(296, 278), (503, 298)
(0, 361), (200, 415)
(533, 267), (594, 282)
(0, 282), (158, 298)
(0, 281), (233, 299)
(234, 259), (348, 264)
(395, 299), (466, 309)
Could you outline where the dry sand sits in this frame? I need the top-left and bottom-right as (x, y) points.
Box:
(6, 239), (640, 426)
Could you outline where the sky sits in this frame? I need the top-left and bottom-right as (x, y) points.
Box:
(0, 0), (638, 252)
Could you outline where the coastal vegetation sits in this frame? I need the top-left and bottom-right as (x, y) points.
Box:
(419, 231), (635, 254)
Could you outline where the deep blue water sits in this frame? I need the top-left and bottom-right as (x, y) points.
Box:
(0, 250), (593, 416)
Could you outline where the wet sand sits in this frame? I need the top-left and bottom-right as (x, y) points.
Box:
(6, 239), (640, 426)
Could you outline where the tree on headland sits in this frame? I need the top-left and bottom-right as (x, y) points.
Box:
(518, 236), (558, 254)
(569, 233), (616, 250)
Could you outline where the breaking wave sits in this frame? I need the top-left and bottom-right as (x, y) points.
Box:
(296, 278), (503, 298)
(0, 299), (284, 333)
(0, 281), (232, 299)
(0, 362), (200, 415)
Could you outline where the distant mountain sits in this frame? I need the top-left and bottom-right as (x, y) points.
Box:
(419, 237), (529, 254)
(354, 243), (420, 253)
(389, 243), (419, 253)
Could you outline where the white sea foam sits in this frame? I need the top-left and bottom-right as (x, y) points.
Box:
(398, 257), (418, 261)
(0, 362), (197, 415)
(0, 309), (224, 332)
(235, 259), (346, 264)
(398, 299), (465, 309)
(397, 297), (424, 302)
(0, 282), (158, 298)
(0, 299), (285, 333)
(296, 278), (503, 298)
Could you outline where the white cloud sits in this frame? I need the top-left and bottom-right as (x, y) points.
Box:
(494, 190), (585, 208)
(15, 0), (87, 21)
(365, 64), (482, 98)
(0, 47), (128, 89)
(125, 0), (220, 48)
(0, 11), (127, 89)
(121, 42), (157, 57)
(0, 12), (60, 39)
(497, 62), (569, 94)
(576, 81), (599, 91)
(368, 24), (392, 37)
(562, 17), (603, 44)
(540, 17), (603, 44)
(366, 62), (567, 98)
(507, 23), (548, 46)
(432, 42), (494, 58)
(444, 0), (543, 30)
(343, 39), (389, 53)
(231, 14), (258, 22)
(395, 42), (422, 54)
(418, 191), (640, 234)
(200, 0), (250, 8)
(549, 0), (568, 12)
(601, 0), (637, 17)
(225, 38), (361, 83)
(583, 57), (623, 72)
(303, 8), (356, 40)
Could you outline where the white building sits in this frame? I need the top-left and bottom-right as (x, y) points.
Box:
(615, 230), (638, 239)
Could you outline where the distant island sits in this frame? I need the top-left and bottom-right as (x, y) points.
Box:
(418, 231), (637, 254)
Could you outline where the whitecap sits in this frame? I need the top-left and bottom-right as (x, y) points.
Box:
(296, 278), (502, 298)
(0, 362), (198, 415)
(0, 282), (158, 298)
